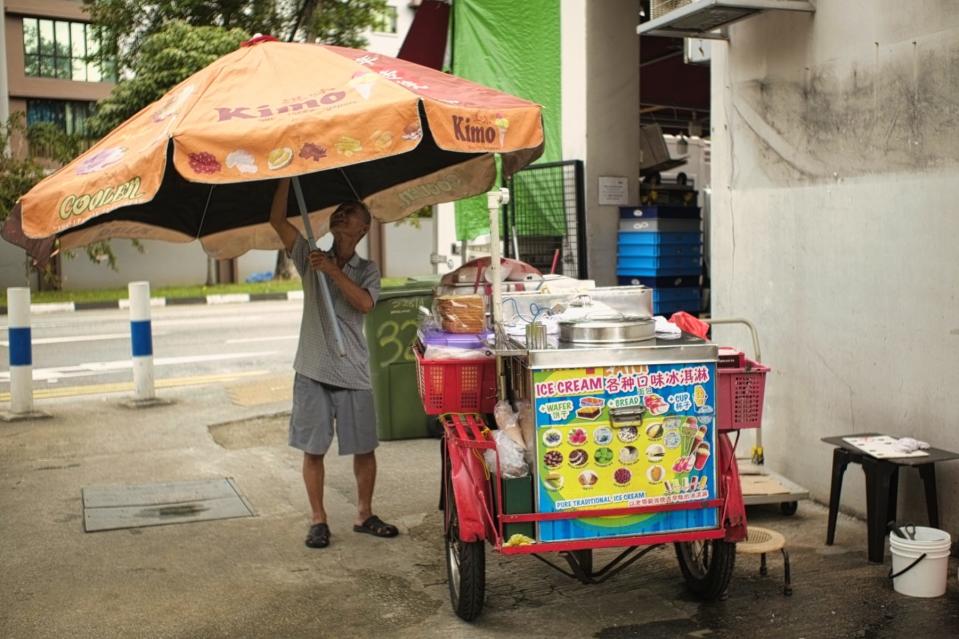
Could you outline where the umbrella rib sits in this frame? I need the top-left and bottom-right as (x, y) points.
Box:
(196, 185), (215, 239)
(339, 169), (361, 201)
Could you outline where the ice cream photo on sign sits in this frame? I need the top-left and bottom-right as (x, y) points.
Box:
(349, 71), (377, 100)
(494, 113), (510, 147)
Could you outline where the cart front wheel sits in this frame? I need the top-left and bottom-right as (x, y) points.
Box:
(444, 475), (485, 620)
(675, 539), (736, 601)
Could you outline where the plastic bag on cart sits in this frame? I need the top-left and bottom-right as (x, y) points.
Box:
(483, 429), (529, 478)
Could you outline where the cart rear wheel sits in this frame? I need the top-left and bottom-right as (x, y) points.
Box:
(780, 501), (798, 516)
(675, 539), (736, 600)
(444, 473), (485, 620)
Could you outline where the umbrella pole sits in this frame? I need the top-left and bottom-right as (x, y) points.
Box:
(291, 176), (347, 358)
(487, 188), (509, 402)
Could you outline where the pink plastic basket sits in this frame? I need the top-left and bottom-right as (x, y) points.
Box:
(716, 356), (770, 431)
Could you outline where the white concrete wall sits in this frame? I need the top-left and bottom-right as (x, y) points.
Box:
(60, 240), (208, 289)
(0, 240), (29, 289)
(381, 218), (434, 277)
(710, 1), (959, 533)
(563, 0), (641, 284)
(236, 250), (280, 283)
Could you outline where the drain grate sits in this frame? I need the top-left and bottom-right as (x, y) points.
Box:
(82, 478), (254, 532)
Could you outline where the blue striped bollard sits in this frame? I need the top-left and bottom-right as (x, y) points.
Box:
(7, 287), (34, 414)
(128, 281), (156, 401)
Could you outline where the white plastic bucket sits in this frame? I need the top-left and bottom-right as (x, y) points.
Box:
(889, 526), (952, 598)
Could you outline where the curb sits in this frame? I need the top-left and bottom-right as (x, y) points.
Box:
(0, 290), (304, 316)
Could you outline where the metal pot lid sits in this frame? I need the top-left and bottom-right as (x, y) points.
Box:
(558, 316), (656, 344)
(558, 315), (653, 327)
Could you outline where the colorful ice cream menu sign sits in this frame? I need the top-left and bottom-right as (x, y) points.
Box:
(534, 363), (718, 542)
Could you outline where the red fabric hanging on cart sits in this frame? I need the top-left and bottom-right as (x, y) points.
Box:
(669, 311), (710, 339)
(718, 432), (747, 542)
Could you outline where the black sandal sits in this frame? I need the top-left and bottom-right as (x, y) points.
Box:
(305, 523), (331, 548)
(353, 515), (398, 538)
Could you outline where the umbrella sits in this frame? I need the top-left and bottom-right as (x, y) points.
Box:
(3, 35), (543, 260)
(2, 34), (544, 354)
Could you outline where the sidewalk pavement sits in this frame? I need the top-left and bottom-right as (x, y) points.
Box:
(1, 385), (957, 639)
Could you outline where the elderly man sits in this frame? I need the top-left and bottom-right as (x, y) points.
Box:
(270, 178), (398, 549)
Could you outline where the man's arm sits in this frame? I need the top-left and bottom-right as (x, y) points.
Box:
(309, 254), (375, 314)
(269, 178), (299, 252)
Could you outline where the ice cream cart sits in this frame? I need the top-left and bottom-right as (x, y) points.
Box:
(414, 191), (750, 621)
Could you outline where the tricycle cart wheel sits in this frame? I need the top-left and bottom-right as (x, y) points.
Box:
(444, 472), (485, 620)
(779, 501), (798, 516)
(675, 539), (736, 600)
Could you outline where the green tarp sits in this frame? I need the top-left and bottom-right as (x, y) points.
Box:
(452, 0), (562, 241)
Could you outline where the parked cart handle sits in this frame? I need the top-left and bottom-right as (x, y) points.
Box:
(701, 317), (762, 364)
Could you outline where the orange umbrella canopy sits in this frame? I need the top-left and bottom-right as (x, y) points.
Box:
(3, 36), (544, 264)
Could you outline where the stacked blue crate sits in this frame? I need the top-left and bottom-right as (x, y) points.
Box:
(617, 205), (702, 315)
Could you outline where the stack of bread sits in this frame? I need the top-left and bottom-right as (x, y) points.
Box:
(435, 294), (486, 333)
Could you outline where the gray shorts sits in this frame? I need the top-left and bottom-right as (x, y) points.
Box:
(289, 373), (378, 456)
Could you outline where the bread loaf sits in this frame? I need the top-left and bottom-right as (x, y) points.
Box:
(436, 295), (486, 333)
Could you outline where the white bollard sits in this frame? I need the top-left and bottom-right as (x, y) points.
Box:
(7, 287), (34, 413)
(128, 281), (156, 401)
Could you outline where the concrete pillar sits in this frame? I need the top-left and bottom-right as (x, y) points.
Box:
(562, 0), (641, 285)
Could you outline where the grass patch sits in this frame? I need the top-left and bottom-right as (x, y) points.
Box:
(1, 277), (425, 306)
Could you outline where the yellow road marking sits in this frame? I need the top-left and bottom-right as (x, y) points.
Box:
(0, 370), (269, 401)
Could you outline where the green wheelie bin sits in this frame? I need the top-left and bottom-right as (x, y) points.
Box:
(365, 278), (438, 440)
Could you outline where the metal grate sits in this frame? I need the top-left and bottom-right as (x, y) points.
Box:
(652, 0), (694, 19)
(505, 160), (587, 279)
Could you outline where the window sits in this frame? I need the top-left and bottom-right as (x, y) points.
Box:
(27, 99), (97, 138)
(373, 6), (398, 34)
(22, 17), (117, 82)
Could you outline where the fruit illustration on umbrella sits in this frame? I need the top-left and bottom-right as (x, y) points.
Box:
(188, 151), (221, 174)
(226, 149), (257, 174)
(370, 130), (393, 151)
(299, 143), (327, 161)
(494, 113), (510, 147)
(402, 122), (422, 141)
(335, 136), (363, 156)
(267, 147), (293, 170)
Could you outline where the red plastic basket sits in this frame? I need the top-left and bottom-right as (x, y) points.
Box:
(716, 356), (770, 431)
(414, 348), (498, 415)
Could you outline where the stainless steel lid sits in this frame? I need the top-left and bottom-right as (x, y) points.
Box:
(558, 316), (656, 344)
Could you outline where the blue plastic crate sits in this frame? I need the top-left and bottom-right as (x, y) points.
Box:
(619, 205), (701, 220)
(617, 256), (702, 273)
(652, 287), (701, 302)
(618, 244), (702, 258)
(618, 275), (701, 288)
(654, 300), (702, 316)
(617, 231), (701, 246)
(619, 218), (701, 233)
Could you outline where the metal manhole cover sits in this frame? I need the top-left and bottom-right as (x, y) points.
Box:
(81, 478), (254, 532)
